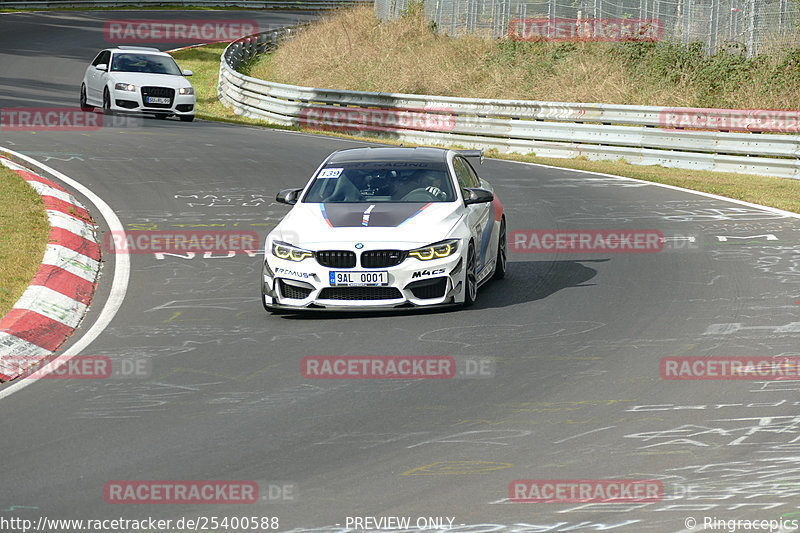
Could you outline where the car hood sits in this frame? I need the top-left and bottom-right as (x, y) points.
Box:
(272, 202), (463, 248)
(109, 72), (192, 89)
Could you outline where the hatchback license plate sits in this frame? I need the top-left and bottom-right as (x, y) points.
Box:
(146, 97), (170, 104)
(330, 271), (388, 286)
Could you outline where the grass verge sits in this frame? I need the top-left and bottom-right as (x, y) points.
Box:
(170, 39), (800, 215)
(0, 165), (50, 317)
(170, 43), (300, 130)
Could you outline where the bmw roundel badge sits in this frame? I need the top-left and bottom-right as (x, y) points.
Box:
(355, 243), (364, 249)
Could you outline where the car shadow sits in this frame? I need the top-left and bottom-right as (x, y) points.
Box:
(270, 259), (604, 320)
(472, 258), (603, 310)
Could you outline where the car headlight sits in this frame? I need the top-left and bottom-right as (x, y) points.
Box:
(114, 83), (135, 92)
(408, 239), (459, 260)
(179, 87), (194, 95)
(272, 241), (313, 262)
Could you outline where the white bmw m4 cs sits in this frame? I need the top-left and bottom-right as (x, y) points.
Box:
(80, 46), (196, 121)
(261, 147), (507, 312)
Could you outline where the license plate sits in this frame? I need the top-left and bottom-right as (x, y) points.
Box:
(146, 97), (170, 104)
(330, 271), (388, 286)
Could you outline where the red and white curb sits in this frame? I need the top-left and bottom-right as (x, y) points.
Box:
(0, 157), (101, 382)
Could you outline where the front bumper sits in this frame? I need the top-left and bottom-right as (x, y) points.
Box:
(262, 250), (466, 310)
(110, 87), (195, 116)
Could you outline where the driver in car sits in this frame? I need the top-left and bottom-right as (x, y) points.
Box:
(391, 169), (448, 200)
(416, 169), (448, 200)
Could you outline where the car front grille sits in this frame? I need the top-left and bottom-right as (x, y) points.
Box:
(318, 287), (403, 301)
(278, 280), (313, 300)
(316, 250), (356, 268)
(360, 250), (406, 268)
(141, 86), (174, 108)
(407, 278), (448, 299)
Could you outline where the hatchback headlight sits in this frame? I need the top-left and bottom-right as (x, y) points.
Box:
(272, 241), (313, 262)
(179, 87), (194, 95)
(408, 239), (459, 260)
(114, 83), (135, 92)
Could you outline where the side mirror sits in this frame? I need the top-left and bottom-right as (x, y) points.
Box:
(276, 188), (302, 205)
(182, 69), (193, 77)
(463, 187), (494, 205)
(96, 64), (108, 71)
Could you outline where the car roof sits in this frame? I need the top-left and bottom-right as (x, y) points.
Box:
(326, 147), (449, 165)
(105, 46), (168, 56)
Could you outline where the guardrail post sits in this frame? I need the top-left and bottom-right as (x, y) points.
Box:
(747, 0), (758, 56)
(780, 0), (787, 33)
(709, 0), (719, 54)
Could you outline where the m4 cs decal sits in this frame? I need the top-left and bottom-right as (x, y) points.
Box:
(412, 268), (446, 279)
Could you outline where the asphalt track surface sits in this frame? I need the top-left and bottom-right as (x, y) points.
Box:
(2, 10), (800, 533)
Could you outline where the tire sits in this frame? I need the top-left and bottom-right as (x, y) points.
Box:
(463, 242), (477, 307)
(492, 217), (507, 280)
(80, 84), (92, 111)
(102, 88), (111, 115)
(179, 115), (195, 122)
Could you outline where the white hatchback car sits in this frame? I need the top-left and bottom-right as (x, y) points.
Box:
(80, 46), (196, 121)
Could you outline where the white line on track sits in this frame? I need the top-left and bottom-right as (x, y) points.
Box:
(508, 159), (800, 220)
(0, 147), (129, 401)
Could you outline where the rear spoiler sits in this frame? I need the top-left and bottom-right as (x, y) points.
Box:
(456, 149), (484, 164)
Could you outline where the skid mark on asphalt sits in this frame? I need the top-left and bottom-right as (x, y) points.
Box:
(402, 461), (513, 476)
(407, 430), (534, 449)
(418, 322), (606, 348)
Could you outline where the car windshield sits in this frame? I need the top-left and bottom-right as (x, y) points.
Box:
(303, 161), (455, 203)
(110, 53), (182, 75)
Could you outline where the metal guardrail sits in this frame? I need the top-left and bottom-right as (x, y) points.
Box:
(0, 0), (370, 9)
(218, 28), (800, 179)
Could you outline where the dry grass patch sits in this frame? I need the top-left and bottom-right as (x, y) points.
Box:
(247, 6), (800, 109)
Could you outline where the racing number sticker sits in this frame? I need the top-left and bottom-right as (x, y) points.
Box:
(318, 168), (343, 179)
